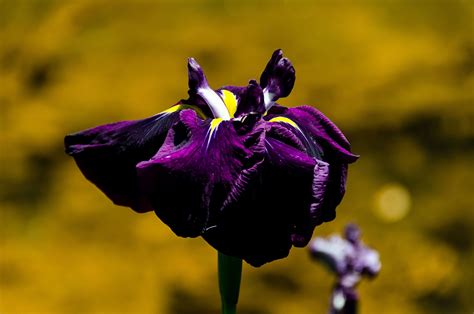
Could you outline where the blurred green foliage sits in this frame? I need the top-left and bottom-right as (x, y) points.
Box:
(1, 0), (473, 313)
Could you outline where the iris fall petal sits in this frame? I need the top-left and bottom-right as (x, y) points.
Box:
(136, 109), (266, 238)
(65, 106), (191, 212)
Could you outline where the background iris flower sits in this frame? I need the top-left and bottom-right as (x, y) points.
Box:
(65, 50), (358, 267)
(310, 224), (381, 314)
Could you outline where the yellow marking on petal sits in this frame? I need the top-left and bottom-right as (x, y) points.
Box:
(209, 118), (224, 135)
(206, 118), (224, 149)
(269, 116), (300, 130)
(161, 104), (207, 119)
(221, 90), (238, 118)
(162, 104), (184, 114)
(270, 116), (315, 155)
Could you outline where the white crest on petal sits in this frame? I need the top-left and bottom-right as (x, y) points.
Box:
(198, 87), (231, 120)
(263, 87), (276, 110)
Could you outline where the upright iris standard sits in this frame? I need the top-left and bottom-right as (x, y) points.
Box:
(65, 50), (359, 312)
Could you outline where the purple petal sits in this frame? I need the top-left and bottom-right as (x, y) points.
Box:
(266, 110), (353, 225)
(312, 163), (348, 225)
(136, 109), (266, 238)
(187, 57), (210, 91)
(345, 223), (361, 244)
(265, 114), (348, 225)
(266, 105), (358, 163)
(356, 246), (381, 277)
(310, 235), (353, 274)
(260, 49), (296, 108)
(64, 105), (190, 213)
(310, 159), (331, 223)
(265, 137), (322, 248)
(187, 58), (230, 119)
(219, 80), (266, 118)
(310, 225), (381, 279)
(203, 122), (329, 266)
(265, 124), (333, 246)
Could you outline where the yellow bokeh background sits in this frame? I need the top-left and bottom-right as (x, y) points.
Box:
(1, 1), (473, 313)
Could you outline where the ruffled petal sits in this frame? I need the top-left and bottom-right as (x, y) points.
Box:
(203, 121), (330, 266)
(64, 104), (199, 213)
(136, 109), (266, 238)
(266, 105), (358, 163)
(265, 106), (355, 224)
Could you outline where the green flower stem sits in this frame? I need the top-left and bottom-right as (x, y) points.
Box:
(218, 251), (242, 314)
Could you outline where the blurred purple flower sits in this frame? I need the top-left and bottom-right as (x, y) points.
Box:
(310, 224), (381, 314)
(64, 50), (358, 266)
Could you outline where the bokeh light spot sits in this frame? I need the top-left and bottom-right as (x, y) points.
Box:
(373, 183), (412, 222)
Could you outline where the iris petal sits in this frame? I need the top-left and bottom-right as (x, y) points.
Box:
(269, 107), (354, 225)
(136, 109), (266, 238)
(219, 80), (266, 118)
(310, 224), (381, 277)
(266, 105), (358, 163)
(260, 49), (296, 109)
(310, 235), (353, 274)
(64, 105), (200, 212)
(266, 110), (352, 226)
(203, 121), (330, 266)
(187, 58), (230, 120)
(64, 103), (208, 212)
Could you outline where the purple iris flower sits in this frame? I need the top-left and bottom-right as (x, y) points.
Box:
(65, 50), (358, 267)
(309, 224), (381, 314)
